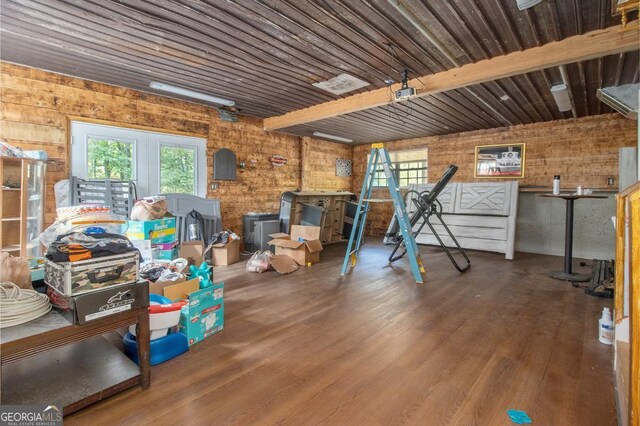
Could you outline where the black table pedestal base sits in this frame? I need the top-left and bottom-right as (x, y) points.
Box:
(549, 271), (591, 282)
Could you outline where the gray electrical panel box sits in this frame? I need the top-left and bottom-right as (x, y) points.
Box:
(213, 148), (237, 181)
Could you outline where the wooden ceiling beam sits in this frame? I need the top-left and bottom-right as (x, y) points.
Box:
(263, 25), (639, 130)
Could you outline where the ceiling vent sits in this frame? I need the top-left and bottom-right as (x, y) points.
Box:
(597, 84), (639, 120)
(312, 73), (370, 95)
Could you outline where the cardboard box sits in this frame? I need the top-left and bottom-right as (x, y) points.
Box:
(155, 247), (179, 261)
(131, 239), (156, 262)
(167, 281), (224, 346)
(179, 241), (205, 268)
(212, 239), (240, 266)
(162, 278), (201, 301)
(268, 225), (323, 266)
(155, 241), (179, 251)
(47, 281), (149, 325)
(132, 239), (178, 262)
(148, 276), (186, 295)
(127, 217), (177, 244)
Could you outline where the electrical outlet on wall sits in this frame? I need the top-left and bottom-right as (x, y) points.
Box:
(211, 182), (220, 191)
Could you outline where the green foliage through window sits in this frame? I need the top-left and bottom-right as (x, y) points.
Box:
(160, 146), (196, 194)
(87, 138), (133, 181)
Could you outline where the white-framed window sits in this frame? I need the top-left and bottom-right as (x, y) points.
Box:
(369, 148), (428, 188)
(71, 122), (207, 197)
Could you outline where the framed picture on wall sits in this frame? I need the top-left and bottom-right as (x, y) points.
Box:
(474, 143), (525, 178)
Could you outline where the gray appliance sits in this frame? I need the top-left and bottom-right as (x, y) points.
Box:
(254, 220), (280, 252)
(243, 213), (279, 252)
(279, 191), (296, 233)
(300, 203), (324, 227)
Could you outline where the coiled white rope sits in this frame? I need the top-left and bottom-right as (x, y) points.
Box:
(0, 282), (51, 328)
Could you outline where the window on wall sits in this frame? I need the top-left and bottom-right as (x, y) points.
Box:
(71, 122), (206, 198)
(87, 137), (135, 181)
(160, 145), (196, 194)
(370, 148), (428, 188)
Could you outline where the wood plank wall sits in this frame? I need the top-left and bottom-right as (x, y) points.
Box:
(1, 62), (636, 239)
(353, 114), (637, 235)
(0, 62), (351, 232)
(207, 116), (302, 233)
(301, 136), (353, 192)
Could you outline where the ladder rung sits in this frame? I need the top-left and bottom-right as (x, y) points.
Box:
(362, 198), (394, 203)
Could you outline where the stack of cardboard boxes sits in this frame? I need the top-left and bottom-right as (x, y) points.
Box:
(268, 225), (324, 265)
(148, 274), (225, 347)
(127, 217), (178, 261)
(179, 238), (241, 268)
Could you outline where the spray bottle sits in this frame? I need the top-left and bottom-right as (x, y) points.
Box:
(598, 307), (614, 345)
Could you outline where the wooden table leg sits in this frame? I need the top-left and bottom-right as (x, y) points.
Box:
(136, 311), (151, 389)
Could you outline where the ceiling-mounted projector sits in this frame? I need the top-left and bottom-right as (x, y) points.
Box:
(517, 0), (542, 10)
(395, 87), (416, 101)
(394, 68), (416, 101)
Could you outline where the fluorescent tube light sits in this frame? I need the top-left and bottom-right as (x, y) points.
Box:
(149, 82), (235, 106)
(597, 84), (639, 120)
(312, 132), (353, 143)
(550, 84), (573, 112)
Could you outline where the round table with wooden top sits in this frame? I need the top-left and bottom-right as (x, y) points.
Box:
(538, 193), (609, 281)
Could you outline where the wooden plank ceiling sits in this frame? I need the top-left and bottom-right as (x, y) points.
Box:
(1, 0), (638, 144)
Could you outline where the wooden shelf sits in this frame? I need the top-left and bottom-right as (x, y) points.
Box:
(1, 336), (141, 412)
(1, 243), (37, 253)
(1, 305), (150, 416)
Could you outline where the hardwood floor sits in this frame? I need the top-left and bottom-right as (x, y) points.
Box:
(66, 241), (616, 425)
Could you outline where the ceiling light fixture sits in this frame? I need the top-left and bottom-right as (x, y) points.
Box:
(149, 82), (235, 106)
(550, 84), (573, 112)
(312, 132), (353, 143)
(516, 0), (543, 11)
(557, 65), (577, 118)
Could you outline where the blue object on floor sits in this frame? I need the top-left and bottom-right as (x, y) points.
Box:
(506, 409), (532, 424)
(123, 332), (189, 366)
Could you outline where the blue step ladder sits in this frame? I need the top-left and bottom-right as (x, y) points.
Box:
(341, 143), (426, 284)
